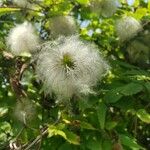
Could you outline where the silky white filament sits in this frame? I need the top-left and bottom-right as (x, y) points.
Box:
(7, 21), (40, 55)
(35, 35), (109, 100)
(49, 16), (77, 38)
(116, 16), (142, 41)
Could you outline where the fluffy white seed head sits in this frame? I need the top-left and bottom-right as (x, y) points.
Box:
(7, 21), (40, 55)
(0, 0), (3, 6)
(36, 35), (109, 100)
(14, 99), (36, 124)
(116, 16), (142, 41)
(126, 40), (150, 64)
(49, 16), (77, 38)
(13, 0), (31, 8)
(90, 0), (119, 17)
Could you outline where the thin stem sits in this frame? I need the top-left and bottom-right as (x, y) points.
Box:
(24, 128), (48, 150)
(23, 119), (60, 150)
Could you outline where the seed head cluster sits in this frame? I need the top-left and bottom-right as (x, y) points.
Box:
(14, 99), (36, 124)
(116, 16), (142, 41)
(90, 0), (119, 17)
(36, 36), (109, 99)
(13, 0), (31, 8)
(126, 40), (150, 64)
(6, 12), (110, 100)
(50, 16), (77, 38)
(7, 21), (39, 55)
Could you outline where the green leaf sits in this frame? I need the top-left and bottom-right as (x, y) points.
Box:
(144, 82), (150, 93)
(86, 139), (102, 150)
(148, 1), (150, 11)
(65, 131), (80, 145)
(120, 134), (145, 150)
(48, 126), (80, 145)
(136, 109), (150, 124)
(120, 83), (143, 96)
(0, 107), (8, 117)
(0, 41), (5, 49)
(122, 70), (149, 77)
(105, 121), (117, 130)
(48, 125), (67, 139)
(80, 121), (96, 130)
(104, 90), (123, 103)
(102, 139), (112, 150)
(0, 7), (20, 15)
(76, 0), (89, 4)
(133, 0), (140, 7)
(104, 82), (143, 103)
(97, 102), (107, 129)
(134, 8), (147, 19)
(112, 60), (138, 69)
(0, 121), (11, 132)
(58, 143), (73, 150)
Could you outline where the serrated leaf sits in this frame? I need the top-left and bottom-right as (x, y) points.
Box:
(97, 102), (107, 129)
(80, 121), (96, 130)
(136, 109), (150, 124)
(120, 134), (145, 150)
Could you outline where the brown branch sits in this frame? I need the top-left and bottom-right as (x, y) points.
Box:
(2, 52), (29, 98)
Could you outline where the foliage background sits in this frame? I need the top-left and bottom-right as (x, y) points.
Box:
(0, 0), (150, 149)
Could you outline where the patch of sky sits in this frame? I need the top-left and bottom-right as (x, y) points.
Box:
(80, 20), (91, 28)
(127, 0), (148, 5)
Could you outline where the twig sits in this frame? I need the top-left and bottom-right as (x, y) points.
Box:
(19, 63), (28, 80)
(15, 127), (25, 140)
(133, 117), (138, 138)
(23, 127), (48, 150)
(23, 119), (60, 150)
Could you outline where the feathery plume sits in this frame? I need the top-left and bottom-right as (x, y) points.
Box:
(126, 40), (150, 65)
(116, 16), (142, 41)
(0, 0), (3, 6)
(49, 16), (77, 38)
(13, 0), (31, 8)
(35, 35), (109, 100)
(90, 0), (119, 17)
(14, 99), (36, 124)
(7, 21), (40, 55)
